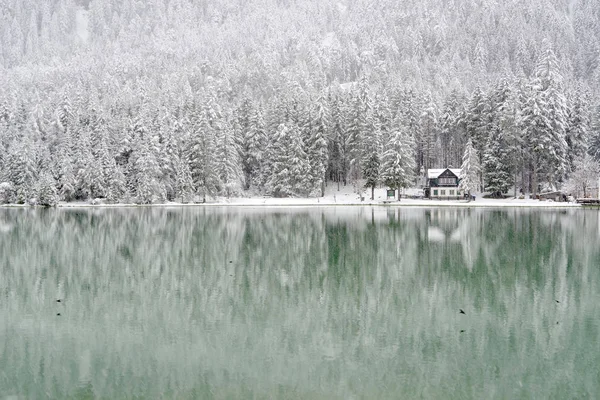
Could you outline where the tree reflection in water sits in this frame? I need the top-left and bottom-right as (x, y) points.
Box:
(0, 207), (599, 399)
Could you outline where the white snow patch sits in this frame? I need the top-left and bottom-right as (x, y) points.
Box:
(338, 81), (357, 92)
(322, 32), (338, 48)
(76, 9), (89, 43)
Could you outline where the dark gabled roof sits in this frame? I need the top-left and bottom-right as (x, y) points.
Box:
(427, 168), (461, 179)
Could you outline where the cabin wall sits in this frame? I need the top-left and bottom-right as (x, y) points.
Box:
(430, 187), (464, 199)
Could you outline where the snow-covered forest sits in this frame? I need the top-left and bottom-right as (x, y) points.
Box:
(1, 0), (600, 204)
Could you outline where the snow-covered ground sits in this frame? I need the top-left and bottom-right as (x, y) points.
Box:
(1, 185), (580, 208)
(214, 186), (581, 208)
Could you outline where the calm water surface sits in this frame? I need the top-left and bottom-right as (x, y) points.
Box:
(1, 207), (599, 399)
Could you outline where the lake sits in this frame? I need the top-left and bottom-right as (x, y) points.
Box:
(1, 207), (599, 399)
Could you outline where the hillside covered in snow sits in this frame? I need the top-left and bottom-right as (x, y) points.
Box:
(1, 0), (600, 204)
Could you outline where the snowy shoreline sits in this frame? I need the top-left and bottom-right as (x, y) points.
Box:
(0, 186), (587, 209)
(0, 198), (583, 209)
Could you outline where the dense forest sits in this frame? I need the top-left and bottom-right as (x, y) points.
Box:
(1, 0), (600, 204)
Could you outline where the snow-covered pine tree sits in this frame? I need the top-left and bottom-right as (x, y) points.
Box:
(238, 98), (265, 190)
(466, 86), (488, 166)
(307, 93), (330, 197)
(216, 121), (242, 198)
(419, 95), (439, 171)
(328, 95), (348, 188)
(459, 138), (481, 198)
(57, 92), (74, 135)
(565, 86), (590, 172)
(73, 126), (97, 200)
(288, 123), (311, 197)
(397, 89), (423, 176)
(589, 104), (600, 162)
(380, 120), (416, 201)
(266, 123), (293, 197)
(99, 142), (126, 203)
(6, 135), (37, 204)
(187, 98), (220, 202)
(564, 154), (600, 198)
(152, 113), (176, 201)
(55, 150), (76, 201)
(483, 130), (513, 196)
(132, 132), (165, 204)
(483, 80), (516, 197)
(36, 170), (59, 207)
(440, 90), (465, 168)
(347, 76), (374, 191)
(0, 140), (5, 183)
(362, 145), (380, 200)
(172, 148), (194, 203)
(522, 41), (568, 195)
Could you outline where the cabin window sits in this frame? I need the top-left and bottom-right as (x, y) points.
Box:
(439, 177), (456, 185)
(441, 190), (446, 195)
(433, 190), (438, 196)
(450, 190), (454, 195)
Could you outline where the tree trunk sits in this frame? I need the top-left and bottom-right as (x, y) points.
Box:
(513, 166), (518, 198)
(371, 185), (375, 200)
(532, 163), (538, 199)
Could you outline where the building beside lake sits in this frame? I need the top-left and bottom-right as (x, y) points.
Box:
(424, 168), (464, 199)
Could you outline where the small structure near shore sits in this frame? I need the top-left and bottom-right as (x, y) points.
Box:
(576, 198), (600, 206)
(538, 191), (568, 202)
(424, 168), (464, 200)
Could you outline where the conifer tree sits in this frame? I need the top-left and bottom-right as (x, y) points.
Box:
(483, 131), (513, 196)
(564, 154), (600, 198)
(172, 150), (194, 203)
(589, 104), (600, 162)
(347, 77), (374, 190)
(36, 170), (59, 207)
(288, 124), (311, 197)
(133, 134), (165, 204)
(308, 93), (330, 196)
(380, 121), (416, 201)
(440, 90), (465, 168)
(522, 41), (568, 195)
(362, 150), (380, 200)
(187, 99), (220, 202)
(266, 123), (293, 197)
(483, 80), (516, 196)
(565, 87), (590, 172)
(419, 96), (439, 171)
(239, 100), (265, 190)
(328, 96), (349, 188)
(216, 122), (242, 198)
(7, 136), (37, 204)
(459, 138), (481, 198)
(466, 87), (488, 164)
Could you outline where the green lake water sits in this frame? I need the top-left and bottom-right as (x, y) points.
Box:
(1, 207), (599, 399)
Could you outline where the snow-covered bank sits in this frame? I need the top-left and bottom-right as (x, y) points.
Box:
(213, 197), (581, 208)
(0, 186), (583, 208)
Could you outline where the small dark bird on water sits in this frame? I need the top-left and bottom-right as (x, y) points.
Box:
(555, 300), (560, 303)
(229, 261), (233, 263)
(460, 330), (465, 333)
(56, 313), (61, 316)
(56, 299), (61, 303)
(459, 309), (466, 315)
